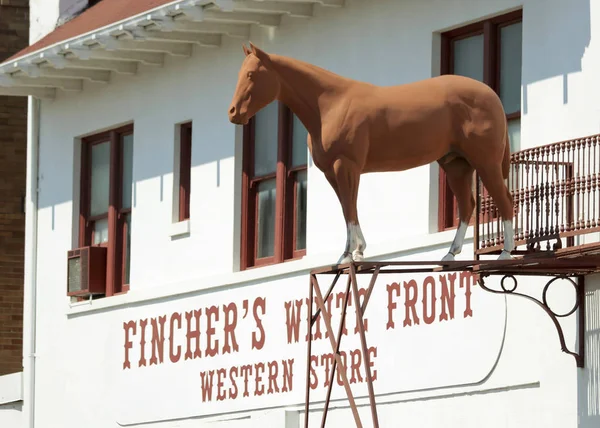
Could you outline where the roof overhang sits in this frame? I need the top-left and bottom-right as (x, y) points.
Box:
(0, 0), (344, 99)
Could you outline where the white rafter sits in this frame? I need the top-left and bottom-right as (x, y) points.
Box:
(0, 0), (347, 98)
(201, 10), (282, 27)
(211, 1), (314, 18)
(0, 74), (82, 92)
(0, 86), (55, 98)
(151, 20), (251, 38)
(48, 58), (138, 75)
(63, 44), (166, 66)
(19, 67), (111, 83)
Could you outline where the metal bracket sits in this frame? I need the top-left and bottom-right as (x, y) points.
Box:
(305, 265), (380, 428)
(477, 273), (585, 367)
(303, 258), (595, 427)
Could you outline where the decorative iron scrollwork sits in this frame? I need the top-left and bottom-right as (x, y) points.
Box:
(478, 273), (584, 368)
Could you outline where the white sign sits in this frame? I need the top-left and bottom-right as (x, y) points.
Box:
(116, 270), (505, 424)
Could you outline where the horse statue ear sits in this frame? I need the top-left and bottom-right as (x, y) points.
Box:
(242, 44), (251, 56)
(249, 42), (272, 67)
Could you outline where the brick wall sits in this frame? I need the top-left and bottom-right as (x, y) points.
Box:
(0, 0), (29, 376)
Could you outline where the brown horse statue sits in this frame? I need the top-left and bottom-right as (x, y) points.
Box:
(228, 43), (514, 264)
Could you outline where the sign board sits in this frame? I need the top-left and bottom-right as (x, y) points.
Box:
(116, 270), (506, 423)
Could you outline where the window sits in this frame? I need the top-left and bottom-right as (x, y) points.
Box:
(439, 9), (522, 230)
(79, 124), (134, 296)
(241, 102), (308, 269)
(177, 122), (192, 222)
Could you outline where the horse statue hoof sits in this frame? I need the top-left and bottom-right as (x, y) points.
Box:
(441, 252), (455, 262)
(498, 250), (513, 260)
(352, 250), (364, 262)
(337, 252), (353, 265)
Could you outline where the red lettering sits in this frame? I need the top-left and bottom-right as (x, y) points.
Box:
(309, 355), (318, 390)
(403, 280), (420, 327)
(304, 297), (323, 341)
(439, 273), (456, 321)
(284, 299), (303, 344)
(150, 315), (167, 365)
(240, 364), (252, 397)
(324, 293), (334, 339)
(254, 362), (265, 396)
(460, 272), (474, 318)
(321, 353), (334, 388)
(267, 361), (279, 394)
(336, 351), (348, 386)
(200, 370), (214, 402)
(282, 359), (294, 393)
(252, 297), (266, 350)
(350, 349), (363, 384)
(368, 346), (378, 381)
(386, 282), (400, 329)
(185, 309), (202, 360)
(169, 312), (182, 363)
(206, 305), (219, 357)
(216, 368), (227, 401)
(422, 276), (436, 325)
(123, 320), (136, 370)
(353, 286), (369, 334)
(306, 348), (377, 390)
(336, 292), (349, 335)
(138, 318), (148, 367)
(222, 302), (239, 354)
(229, 366), (239, 399)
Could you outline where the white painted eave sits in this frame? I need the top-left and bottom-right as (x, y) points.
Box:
(0, 0), (344, 99)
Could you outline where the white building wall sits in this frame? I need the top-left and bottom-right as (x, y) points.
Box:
(29, 0), (89, 43)
(14, 0), (600, 427)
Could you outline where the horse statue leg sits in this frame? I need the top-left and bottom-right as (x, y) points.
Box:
(477, 166), (515, 260)
(439, 158), (475, 262)
(327, 156), (366, 264)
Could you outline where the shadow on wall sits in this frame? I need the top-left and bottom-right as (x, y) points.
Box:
(578, 275), (600, 428)
(522, 0), (591, 113)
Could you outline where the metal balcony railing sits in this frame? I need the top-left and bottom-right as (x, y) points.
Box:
(475, 134), (600, 258)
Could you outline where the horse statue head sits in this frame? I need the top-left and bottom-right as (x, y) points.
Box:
(228, 43), (281, 126)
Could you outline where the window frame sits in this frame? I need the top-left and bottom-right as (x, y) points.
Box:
(438, 9), (522, 231)
(79, 124), (134, 296)
(178, 122), (192, 222)
(241, 102), (308, 270)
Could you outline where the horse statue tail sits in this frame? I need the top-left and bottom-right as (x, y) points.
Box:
(502, 117), (511, 180)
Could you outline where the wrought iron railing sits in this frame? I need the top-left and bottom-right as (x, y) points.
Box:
(475, 134), (600, 257)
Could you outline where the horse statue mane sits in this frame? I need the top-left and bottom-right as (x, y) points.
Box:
(228, 42), (514, 264)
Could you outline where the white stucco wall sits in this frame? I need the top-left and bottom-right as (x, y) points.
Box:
(29, 0), (88, 44)
(13, 0), (600, 427)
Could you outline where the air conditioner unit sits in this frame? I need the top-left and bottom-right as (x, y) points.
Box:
(67, 246), (107, 297)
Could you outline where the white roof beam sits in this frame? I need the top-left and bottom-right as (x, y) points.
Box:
(0, 86), (56, 99)
(317, 0), (344, 7)
(0, 74), (82, 92)
(86, 34), (194, 57)
(212, 0), (235, 12)
(119, 26), (222, 48)
(141, 17), (251, 39)
(201, 10), (282, 27)
(63, 44), (165, 66)
(273, 0), (344, 6)
(222, 1), (314, 18)
(173, 4), (207, 20)
(30, 67), (111, 83)
(56, 57), (138, 75)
